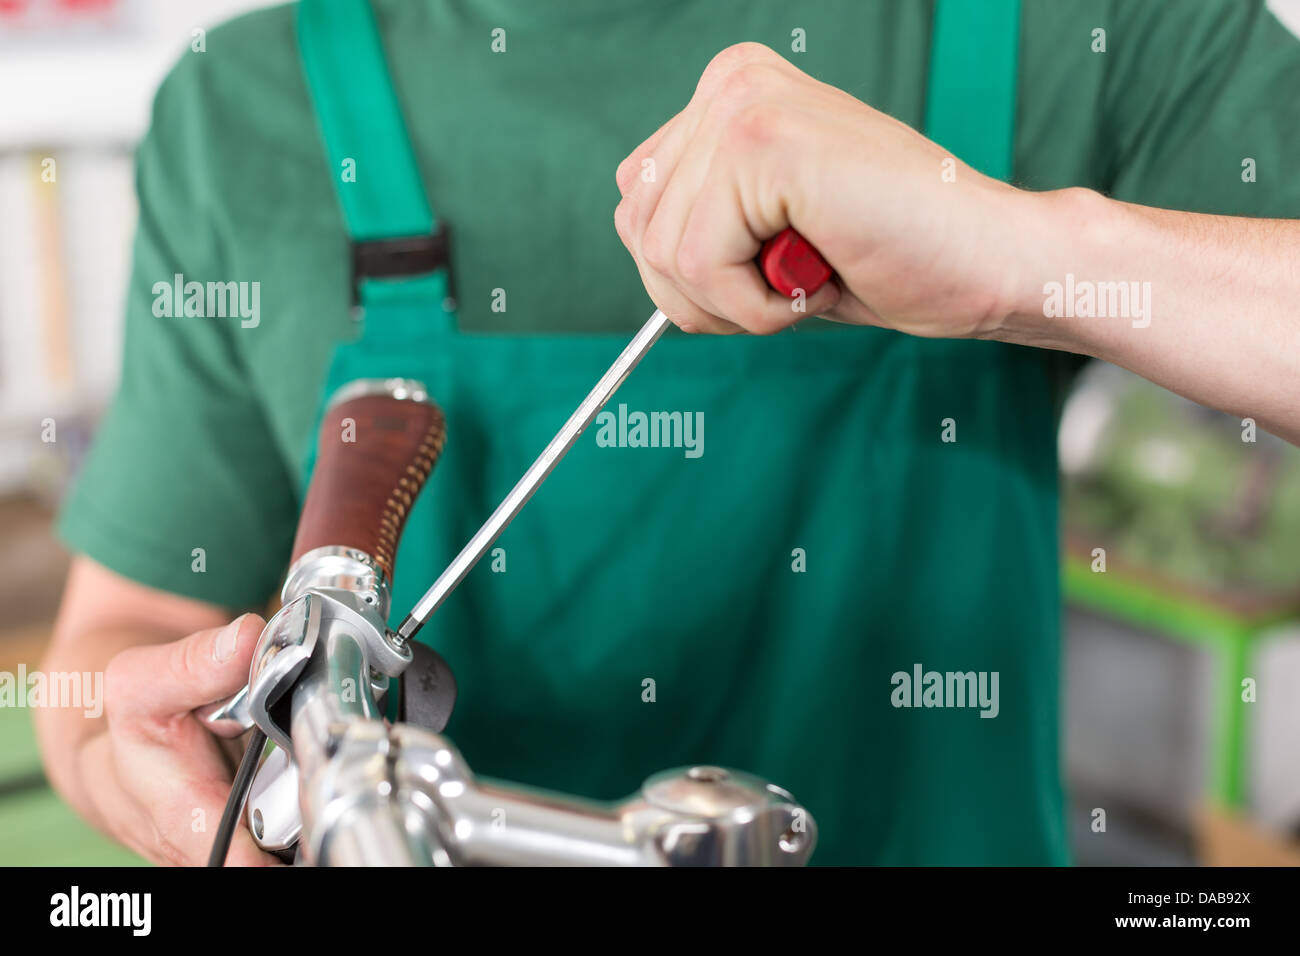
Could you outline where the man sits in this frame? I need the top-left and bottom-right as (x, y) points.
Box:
(35, 0), (1300, 866)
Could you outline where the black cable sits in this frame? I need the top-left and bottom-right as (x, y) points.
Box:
(207, 727), (268, 868)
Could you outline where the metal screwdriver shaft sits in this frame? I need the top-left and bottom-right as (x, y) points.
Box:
(392, 226), (832, 648)
(392, 308), (672, 646)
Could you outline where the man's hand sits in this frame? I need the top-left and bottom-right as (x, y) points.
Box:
(88, 614), (279, 866)
(614, 42), (1040, 338)
(615, 42), (1300, 446)
(36, 558), (282, 866)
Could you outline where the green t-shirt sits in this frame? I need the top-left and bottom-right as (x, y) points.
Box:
(61, 0), (1300, 865)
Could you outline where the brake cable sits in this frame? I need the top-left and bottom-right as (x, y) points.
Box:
(207, 727), (268, 867)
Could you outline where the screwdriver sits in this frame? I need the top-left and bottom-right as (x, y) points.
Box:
(392, 227), (832, 647)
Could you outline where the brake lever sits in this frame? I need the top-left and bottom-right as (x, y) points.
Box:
(197, 683), (254, 734)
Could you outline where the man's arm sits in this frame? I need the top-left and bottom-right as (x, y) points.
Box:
(43, 41), (297, 862)
(614, 43), (1300, 442)
(997, 189), (1300, 444)
(37, 558), (222, 829)
(36, 557), (279, 865)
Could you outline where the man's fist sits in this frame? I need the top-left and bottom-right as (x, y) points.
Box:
(614, 42), (1042, 340)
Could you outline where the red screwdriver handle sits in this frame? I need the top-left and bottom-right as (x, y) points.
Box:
(759, 227), (832, 297)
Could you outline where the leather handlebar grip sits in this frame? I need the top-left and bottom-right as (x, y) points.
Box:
(290, 381), (446, 584)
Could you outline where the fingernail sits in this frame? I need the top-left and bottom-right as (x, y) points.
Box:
(213, 615), (246, 663)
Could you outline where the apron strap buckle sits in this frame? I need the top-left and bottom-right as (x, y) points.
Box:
(350, 226), (452, 307)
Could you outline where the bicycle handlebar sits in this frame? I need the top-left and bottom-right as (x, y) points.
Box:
(219, 378), (817, 866)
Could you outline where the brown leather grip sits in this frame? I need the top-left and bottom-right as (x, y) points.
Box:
(291, 387), (446, 584)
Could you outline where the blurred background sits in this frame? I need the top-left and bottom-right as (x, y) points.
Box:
(2, 0), (1298, 866)
(0, 0), (275, 866)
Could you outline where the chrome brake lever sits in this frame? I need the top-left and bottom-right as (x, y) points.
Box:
(197, 683), (254, 734)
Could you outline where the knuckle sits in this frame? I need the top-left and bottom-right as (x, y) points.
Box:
(707, 42), (775, 79)
(615, 155), (636, 192)
(641, 227), (673, 273)
(722, 103), (776, 148)
(675, 245), (706, 285)
(613, 198), (632, 240)
(715, 60), (783, 110)
(738, 307), (779, 335)
(716, 65), (758, 106)
(169, 632), (201, 687)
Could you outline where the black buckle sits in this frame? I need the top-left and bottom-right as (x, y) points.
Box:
(350, 225), (451, 307)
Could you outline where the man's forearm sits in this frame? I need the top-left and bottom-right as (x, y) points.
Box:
(1000, 187), (1300, 444)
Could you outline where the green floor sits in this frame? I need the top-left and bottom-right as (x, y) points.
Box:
(0, 706), (144, 866)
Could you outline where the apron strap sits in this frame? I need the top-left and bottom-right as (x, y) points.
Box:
(297, 0), (1019, 301)
(924, 0), (1020, 181)
(298, 0), (448, 304)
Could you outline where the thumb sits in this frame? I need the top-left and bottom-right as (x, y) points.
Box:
(107, 613), (265, 723)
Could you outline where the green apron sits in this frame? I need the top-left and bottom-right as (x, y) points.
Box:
(297, 0), (1064, 865)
